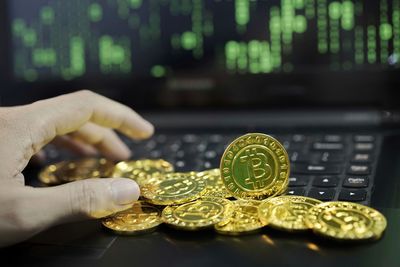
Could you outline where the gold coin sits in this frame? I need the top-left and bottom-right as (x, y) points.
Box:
(305, 201), (387, 241)
(197, 169), (232, 198)
(112, 159), (174, 186)
(38, 158), (114, 185)
(220, 133), (290, 200)
(141, 172), (207, 205)
(215, 200), (265, 235)
(162, 197), (234, 230)
(258, 196), (322, 232)
(38, 163), (60, 185)
(102, 201), (162, 235)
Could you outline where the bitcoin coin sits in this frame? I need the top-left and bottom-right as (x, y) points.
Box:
(220, 133), (290, 200)
(197, 169), (232, 198)
(215, 200), (266, 235)
(258, 196), (322, 232)
(102, 201), (162, 235)
(112, 159), (174, 186)
(38, 158), (114, 185)
(162, 197), (234, 230)
(141, 172), (207, 205)
(305, 201), (387, 241)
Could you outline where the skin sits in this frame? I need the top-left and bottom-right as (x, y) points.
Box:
(0, 90), (154, 247)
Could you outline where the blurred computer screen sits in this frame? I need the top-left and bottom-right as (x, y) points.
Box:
(8, 0), (400, 83)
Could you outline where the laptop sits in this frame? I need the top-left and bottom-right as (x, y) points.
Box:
(1, 0), (400, 266)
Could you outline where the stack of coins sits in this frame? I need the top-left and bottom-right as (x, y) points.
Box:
(38, 133), (387, 241)
(38, 158), (115, 185)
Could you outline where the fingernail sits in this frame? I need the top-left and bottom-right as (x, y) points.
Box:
(111, 179), (140, 205)
(140, 121), (154, 137)
(115, 144), (131, 160)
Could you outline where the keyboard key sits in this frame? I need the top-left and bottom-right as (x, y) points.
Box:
(288, 176), (309, 187)
(182, 134), (200, 143)
(287, 188), (306, 196)
(354, 135), (375, 143)
(204, 150), (217, 159)
(149, 150), (162, 158)
(318, 152), (345, 163)
(322, 135), (343, 143)
(292, 164), (342, 174)
(343, 176), (369, 188)
(209, 134), (224, 143)
(312, 142), (344, 151)
(354, 143), (374, 151)
(292, 134), (306, 143)
(290, 151), (311, 163)
(202, 161), (213, 169)
(347, 165), (371, 175)
(338, 189), (367, 202)
(312, 176), (339, 187)
(308, 188), (336, 201)
(351, 153), (373, 163)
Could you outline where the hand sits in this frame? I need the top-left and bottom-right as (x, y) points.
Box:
(0, 90), (154, 247)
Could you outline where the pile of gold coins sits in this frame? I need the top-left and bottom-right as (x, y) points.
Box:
(39, 133), (387, 241)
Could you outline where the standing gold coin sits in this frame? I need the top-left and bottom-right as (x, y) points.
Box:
(102, 201), (162, 235)
(220, 133), (290, 200)
(197, 169), (232, 198)
(141, 172), (207, 205)
(305, 201), (387, 241)
(38, 158), (114, 185)
(258, 196), (322, 232)
(215, 200), (266, 235)
(162, 197), (234, 230)
(112, 159), (174, 186)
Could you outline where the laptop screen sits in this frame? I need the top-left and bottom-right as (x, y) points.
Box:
(2, 0), (400, 107)
(8, 0), (400, 80)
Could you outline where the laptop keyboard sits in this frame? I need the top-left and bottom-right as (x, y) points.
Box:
(42, 132), (380, 205)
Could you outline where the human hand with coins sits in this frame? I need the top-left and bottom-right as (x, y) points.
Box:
(0, 90), (154, 247)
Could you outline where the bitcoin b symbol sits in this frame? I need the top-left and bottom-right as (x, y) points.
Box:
(177, 203), (220, 219)
(161, 180), (193, 195)
(240, 148), (272, 189)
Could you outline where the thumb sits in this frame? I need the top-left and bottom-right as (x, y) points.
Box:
(0, 178), (140, 247)
(31, 178), (140, 227)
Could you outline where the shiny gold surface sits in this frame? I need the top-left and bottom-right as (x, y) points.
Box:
(141, 172), (207, 205)
(258, 196), (322, 232)
(112, 159), (174, 186)
(162, 197), (234, 230)
(305, 201), (387, 240)
(197, 169), (232, 198)
(38, 158), (114, 185)
(215, 200), (266, 235)
(102, 201), (162, 235)
(220, 133), (290, 200)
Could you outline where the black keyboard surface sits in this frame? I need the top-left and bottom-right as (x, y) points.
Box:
(42, 132), (381, 206)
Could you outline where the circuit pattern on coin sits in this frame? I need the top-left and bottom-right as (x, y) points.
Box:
(112, 159), (174, 186)
(102, 201), (162, 235)
(39, 158), (114, 184)
(162, 197), (234, 230)
(197, 169), (232, 198)
(141, 172), (207, 205)
(220, 133), (290, 199)
(215, 200), (266, 235)
(258, 196), (322, 231)
(305, 201), (387, 240)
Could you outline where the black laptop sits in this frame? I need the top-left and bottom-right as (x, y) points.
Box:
(1, 1), (400, 266)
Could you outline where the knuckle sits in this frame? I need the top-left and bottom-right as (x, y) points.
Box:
(76, 89), (96, 98)
(69, 180), (98, 217)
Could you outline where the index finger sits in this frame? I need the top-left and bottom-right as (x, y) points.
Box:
(25, 90), (154, 153)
